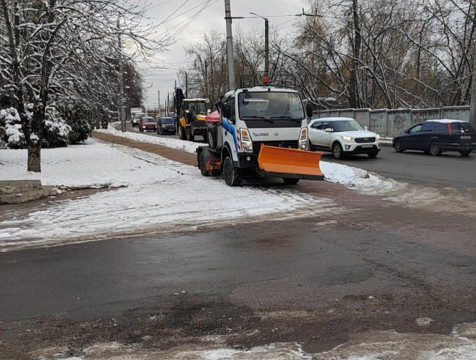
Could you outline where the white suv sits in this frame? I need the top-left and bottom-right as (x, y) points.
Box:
(308, 117), (381, 159)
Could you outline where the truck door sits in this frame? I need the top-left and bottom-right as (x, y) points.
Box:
(222, 96), (239, 161)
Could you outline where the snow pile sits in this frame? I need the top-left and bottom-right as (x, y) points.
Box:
(0, 140), (335, 250)
(320, 161), (403, 195)
(97, 127), (399, 195)
(41, 323), (476, 359)
(97, 126), (206, 153)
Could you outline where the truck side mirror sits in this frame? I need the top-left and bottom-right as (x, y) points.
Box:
(306, 103), (313, 119)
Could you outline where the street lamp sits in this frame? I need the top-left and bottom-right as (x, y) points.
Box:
(250, 12), (269, 79)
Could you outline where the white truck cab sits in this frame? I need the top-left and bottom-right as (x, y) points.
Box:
(198, 85), (324, 186)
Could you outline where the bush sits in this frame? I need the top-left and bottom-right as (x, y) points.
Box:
(0, 104), (92, 149)
(0, 108), (26, 149)
(42, 106), (71, 148)
(60, 105), (92, 144)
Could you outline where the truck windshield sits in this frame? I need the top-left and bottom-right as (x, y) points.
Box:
(238, 92), (304, 120)
(187, 102), (207, 115)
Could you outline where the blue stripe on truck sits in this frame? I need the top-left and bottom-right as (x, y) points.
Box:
(221, 120), (239, 152)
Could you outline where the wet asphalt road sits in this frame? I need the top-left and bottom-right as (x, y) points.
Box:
(129, 123), (476, 188)
(2, 207), (476, 325)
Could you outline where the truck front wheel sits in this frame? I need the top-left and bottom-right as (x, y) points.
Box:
(223, 156), (241, 186)
(178, 124), (186, 140)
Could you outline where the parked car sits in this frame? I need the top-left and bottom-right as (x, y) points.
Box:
(157, 117), (176, 135)
(393, 119), (476, 157)
(308, 117), (381, 159)
(131, 112), (145, 127)
(139, 116), (156, 132)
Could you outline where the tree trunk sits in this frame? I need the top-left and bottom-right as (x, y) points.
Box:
(27, 142), (41, 173)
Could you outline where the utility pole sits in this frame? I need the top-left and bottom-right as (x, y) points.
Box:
(204, 60), (209, 99)
(250, 12), (269, 79)
(117, 19), (126, 132)
(185, 72), (188, 98)
(167, 92), (170, 116)
(471, 46), (476, 127)
(224, 0), (236, 90)
(158, 90), (161, 117)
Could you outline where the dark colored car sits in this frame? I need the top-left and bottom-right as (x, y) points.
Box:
(393, 120), (476, 157)
(157, 117), (176, 135)
(139, 116), (156, 132)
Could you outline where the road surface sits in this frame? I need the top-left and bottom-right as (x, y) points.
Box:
(128, 123), (476, 188)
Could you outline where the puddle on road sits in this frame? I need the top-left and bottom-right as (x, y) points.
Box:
(34, 322), (476, 360)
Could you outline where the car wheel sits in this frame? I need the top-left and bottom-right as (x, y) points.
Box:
(429, 142), (441, 156)
(223, 156), (241, 186)
(367, 152), (378, 159)
(460, 149), (472, 157)
(394, 140), (404, 153)
(283, 178), (299, 185)
(332, 142), (344, 159)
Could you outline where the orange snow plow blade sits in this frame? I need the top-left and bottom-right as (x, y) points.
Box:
(258, 145), (324, 180)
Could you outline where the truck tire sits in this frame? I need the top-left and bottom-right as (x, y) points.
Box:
(199, 150), (210, 177)
(460, 149), (472, 157)
(208, 127), (217, 149)
(283, 178), (299, 185)
(223, 156), (241, 186)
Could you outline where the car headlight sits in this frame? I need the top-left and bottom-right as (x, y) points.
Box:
(298, 128), (308, 150)
(376, 134), (381, 141)
(342, 136), (354, 142)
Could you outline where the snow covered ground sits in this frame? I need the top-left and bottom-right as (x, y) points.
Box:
(0, 139), (342, 251)
(37, 322), (476, 359)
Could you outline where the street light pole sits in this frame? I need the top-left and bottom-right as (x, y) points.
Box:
(224, 0), (236, 90)
(250, 12), (269, 79)
(470, 46), (476, 127)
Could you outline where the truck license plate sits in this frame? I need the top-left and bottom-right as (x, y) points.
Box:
(361, 144), (373, 148)
(461, 136), (471, 140)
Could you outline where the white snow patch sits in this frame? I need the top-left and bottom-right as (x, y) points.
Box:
(39, 323), (476, 359)
(97, 126), (205, 154)
(97, 127), (400, 196)
(0, 140), (336, 250)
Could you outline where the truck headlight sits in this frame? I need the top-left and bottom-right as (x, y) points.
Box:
(376, 134), (381, 141)
(240, 128), (253, 153)
(298, 128), (308, 150)
(342, 136), (354, 142)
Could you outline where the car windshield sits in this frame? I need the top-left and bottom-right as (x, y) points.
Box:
(451, 122), (475, 133)
(238, 92), (304, 120)
(162, 118), (174, 124)
(143, 117), (154, 122)
(332, 120), (364, 132)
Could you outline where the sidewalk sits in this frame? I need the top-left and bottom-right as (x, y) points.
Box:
(92, 131), (197, 166)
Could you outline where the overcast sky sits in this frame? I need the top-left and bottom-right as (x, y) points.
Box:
(141, 0), (308, 108)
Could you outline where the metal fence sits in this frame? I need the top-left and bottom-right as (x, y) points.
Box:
(313, 106), (470, 137)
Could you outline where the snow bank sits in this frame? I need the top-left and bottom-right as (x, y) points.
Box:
(46, 322), (476, 359)
(97, 127), (399, 195)
(0, 140), (335, 250)
(97, 126), (205, 154)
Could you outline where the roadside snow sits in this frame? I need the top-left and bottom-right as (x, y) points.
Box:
(0, 140), (336, 251)
(96, 127), (400, 195)
(42, 322), (476, 359)
(97, 126), (205, 154)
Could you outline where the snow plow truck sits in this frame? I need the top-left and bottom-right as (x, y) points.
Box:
(197, 83), (324, 186)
